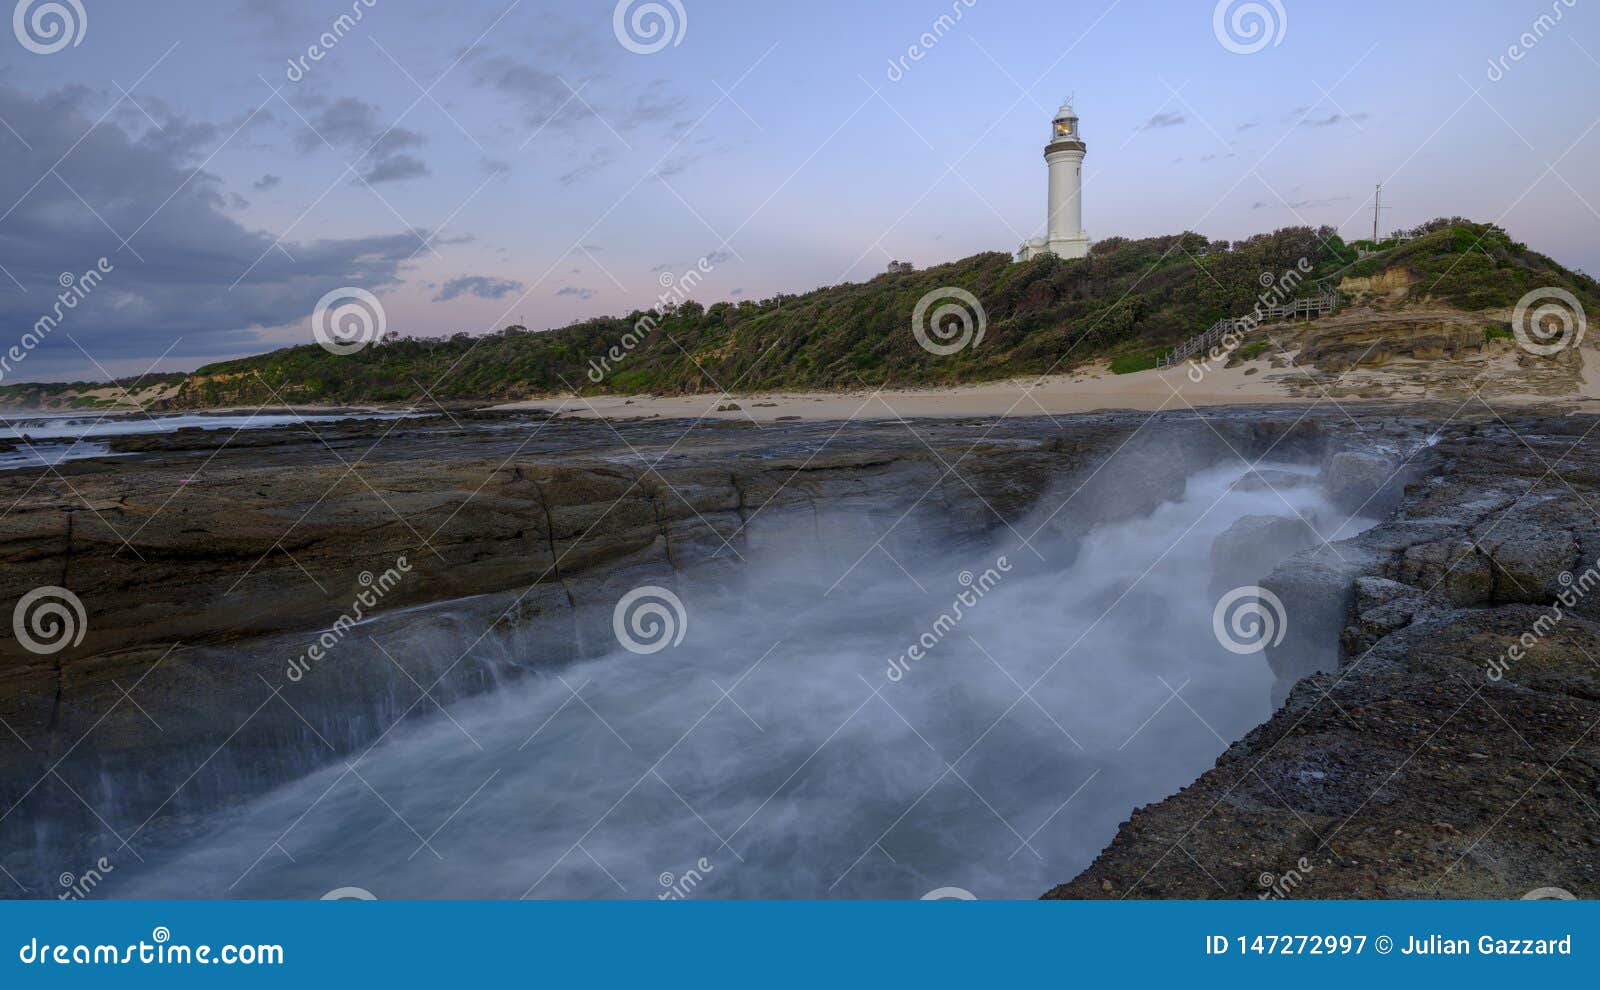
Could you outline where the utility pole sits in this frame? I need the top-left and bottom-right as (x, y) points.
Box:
(1372, 183), (1384, 243)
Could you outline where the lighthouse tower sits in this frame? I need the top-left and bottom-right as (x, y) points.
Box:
(1018, 101), (1090, 261)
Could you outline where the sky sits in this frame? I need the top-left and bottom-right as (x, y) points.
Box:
(0, 0), (1596, 381)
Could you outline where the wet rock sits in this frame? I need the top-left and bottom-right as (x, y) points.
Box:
(1399, 538), (1493, 606)
(1050, 411), (1600, 900)
(1210, 514), (1318, 591)
(1342, 576), (1426, 654)
(1260, 546), (1378, 706)
(1322, 449), (1401, 517)
(1234, 469), (1316, 493)
(1474, 520), (1579, 605)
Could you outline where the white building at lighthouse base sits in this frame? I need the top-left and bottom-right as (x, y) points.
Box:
(1018, 234), (1090, 262)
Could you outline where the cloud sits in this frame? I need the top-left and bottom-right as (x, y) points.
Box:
(362, 153), (430, 184)
(1295, 110), (1371, 128)
(467, 50), (690, 140)
(559, 147), (618, 185)
(556, 286), (595, 300)
(1141, 112), (1186, 130)
(433, 276), (526, 302)
(653, 151), (704, 180)
(652, 250), (727, 273)
(290, 96), (430, 184)
(253, 173), (282, 191)
(1250, 195), (1353, 211)
(0, 84), (423, 378)
(467, 57), (587, 132)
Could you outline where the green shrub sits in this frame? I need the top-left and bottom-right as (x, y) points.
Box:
(1109, 352), (1161, 375)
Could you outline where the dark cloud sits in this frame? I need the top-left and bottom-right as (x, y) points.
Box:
(556, 286), (595, 300)
(464, 46), (703, 180)
(0, 84), (422, 378)
(253, 173), (282, 190)
(289, 96), (430, 184)
(433, 276), (525, 302)
(467, 57), (584, 131)
(1141, 112), (1186, 130)
(361, 153), (430, 184)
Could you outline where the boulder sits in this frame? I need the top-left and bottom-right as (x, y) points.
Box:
(1234, 469), (1316, 493)
(1475, 522), (1579, 605)
(1398, 538), (1493, 606)
(1322, 450), (1401, 518)
(1210, 514), (1319, 591)
(1342, 576), (1426, 654)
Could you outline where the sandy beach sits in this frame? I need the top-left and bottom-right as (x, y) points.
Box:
(494, 358), (1300, 423)
(494, 348), (1600, 423)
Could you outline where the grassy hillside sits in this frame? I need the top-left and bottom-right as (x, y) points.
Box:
(169, 225), (1350, 408)
(1342, 217), (1595, 311)
(10, 220), (1587, 411)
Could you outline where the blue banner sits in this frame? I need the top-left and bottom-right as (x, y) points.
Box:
(0, 900), (1592, 986)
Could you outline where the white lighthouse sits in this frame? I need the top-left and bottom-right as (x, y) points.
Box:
(1018, 101), (1090, 261)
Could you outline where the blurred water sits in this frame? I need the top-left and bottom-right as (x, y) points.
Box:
(0, 410), (418, 469)
(107, 461), (1373, 900)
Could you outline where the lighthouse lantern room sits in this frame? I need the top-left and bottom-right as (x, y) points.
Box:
(1018, 101), (1090, 262)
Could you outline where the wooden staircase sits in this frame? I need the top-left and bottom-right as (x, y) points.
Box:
(1156, 284), (1340, 370)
